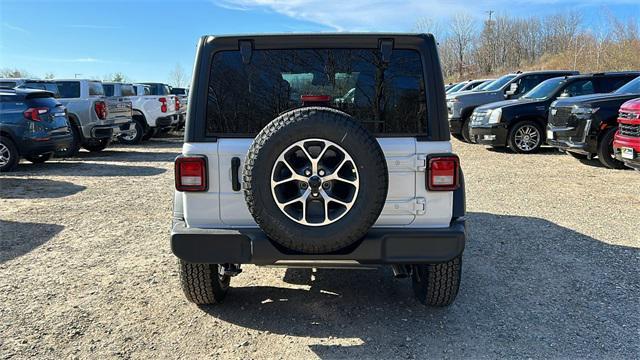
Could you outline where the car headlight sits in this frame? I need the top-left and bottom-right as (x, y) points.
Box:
(488, 108), (502, 124)
(571, 106), (598, 115)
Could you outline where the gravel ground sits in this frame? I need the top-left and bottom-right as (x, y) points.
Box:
(1, 136), (638, 359)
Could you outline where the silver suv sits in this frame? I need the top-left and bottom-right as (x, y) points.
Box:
(171, 34), (466, 307)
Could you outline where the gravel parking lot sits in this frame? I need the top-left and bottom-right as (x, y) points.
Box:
(1, 136), (638, 359)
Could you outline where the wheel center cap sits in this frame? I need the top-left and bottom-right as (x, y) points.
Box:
(308, 175), (322, 189)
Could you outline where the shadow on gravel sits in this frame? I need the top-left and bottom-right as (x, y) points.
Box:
(0, 178), (86, 199)
(200, 212), (639, 359)
(0, 220), (64, 264)
(12, 162), (166, 177)
(70, 150), (179, 163)
(484, 145), (560, 155)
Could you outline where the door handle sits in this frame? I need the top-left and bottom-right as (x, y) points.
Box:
(231, 157), (241, 191)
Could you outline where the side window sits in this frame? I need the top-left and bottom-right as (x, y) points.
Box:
(103, 84), (114, 97)
(598, 76), (634, 93)
(144, 86), (151, 95)
(88, 82), (105, 96)
(56, 81), (81, 98)
(514, 75), (546, 97)
(560, 80), (595, 97)
(121, 85), (135, 96)
(206, 48), (427, 136)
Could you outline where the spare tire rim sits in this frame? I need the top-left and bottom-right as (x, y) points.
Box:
(0, 143), (10, 167)
(271, 138), (359, 226)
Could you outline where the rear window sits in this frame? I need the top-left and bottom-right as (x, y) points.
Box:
(56, 81), (81, 98)
(206, 48), (427, 136)
(171, 88), (186, 95)
(88, 81), (104, 96)
(23, 82), (60, 97)
(146, 84), (170, 95)
(103, 84), (114, 97)
(121, 84), (135, 96)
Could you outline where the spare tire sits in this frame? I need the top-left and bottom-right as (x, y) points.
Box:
(243, 107), (388, 254)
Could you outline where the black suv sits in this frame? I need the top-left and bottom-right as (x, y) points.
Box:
(171, 34), (466, 307)
(469, 72), (639, 153)
(547, 76), (640, 168)
(0, 88), (72, 172)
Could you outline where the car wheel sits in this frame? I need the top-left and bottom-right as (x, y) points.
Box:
(179, 261), (230, 305)
(597, 127), (626, 169)
(507, 121), (543, 154)
(243, 107), (388, 254)
(24, 153), (53, 164)
(461, 119), (472, 143)
(451, 133), (465, 142)
(55, 125), (81, 158)
(412, 256), (462, 307)
(0, 137), (19, 172)
(118, 119), (144, 145)
(82, 139), (111, 152)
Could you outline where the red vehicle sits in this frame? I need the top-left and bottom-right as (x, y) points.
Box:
(613, 98), (640, 170)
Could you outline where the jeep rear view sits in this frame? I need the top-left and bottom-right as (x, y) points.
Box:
(171, 34), (466, 307)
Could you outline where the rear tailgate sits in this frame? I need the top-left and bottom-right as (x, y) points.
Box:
(106, 97), (132, 124)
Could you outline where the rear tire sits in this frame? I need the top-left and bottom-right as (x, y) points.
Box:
(118, 118), (144, 145)
(0, 136), (19, 172)
(179, 261), (230, 305)
(82, 139), (111, 153)
(597, 127), (626, 169)
(412, 256), (462, 307)
(56, 125), (81, 158)
(24, 153), (53, 164)
(142, 127), (157, 141)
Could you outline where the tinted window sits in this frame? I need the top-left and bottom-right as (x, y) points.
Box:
(614, 76), (640, 94)
(88, 81), (104, 96)
(22, 82), (60, 97)
(206, 49), (427, 136)
(121, 84), (135, 96)
(560, 80), (594, 97)
(513, 74), (556, 96)
(103, 84), (115, 97)
(484, 75), (516, 91)
(598, 76), (636, 93)
(171, 88), (186, 95)
(0, 81), (17, 88)
(56, 81), (81, 98)
(446, 82), (467, 94)
(522, 77), (565, 100)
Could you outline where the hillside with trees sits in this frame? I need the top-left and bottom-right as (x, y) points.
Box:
(416, 11), (640, 82)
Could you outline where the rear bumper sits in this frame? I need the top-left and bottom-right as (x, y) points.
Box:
(91, 121), (134, 138)
(469, 125), (508, 146)
(154, 115), (175, 128)
(171, 219), (466, 266)
(20, 133), (73, 156)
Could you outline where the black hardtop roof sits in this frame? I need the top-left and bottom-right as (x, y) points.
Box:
(0, 87), (55, 98)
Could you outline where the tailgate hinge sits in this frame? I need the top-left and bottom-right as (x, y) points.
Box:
(383, 198), (426, 215)
(386, 154), (428, 172)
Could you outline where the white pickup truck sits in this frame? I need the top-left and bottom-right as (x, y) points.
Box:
(103, 82), (176, 144)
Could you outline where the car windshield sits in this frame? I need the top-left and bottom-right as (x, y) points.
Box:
(614, 76), (640, 94)
(484, 75), (517, 91)
(446, 82), (467, 94)
(473, 80), (495, 91)
(521, 77), (565, 100)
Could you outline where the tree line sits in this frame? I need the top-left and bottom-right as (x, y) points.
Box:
(416, 11), (640, 82)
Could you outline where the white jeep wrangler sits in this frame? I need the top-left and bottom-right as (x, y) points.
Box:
(172, 34), (466, 306)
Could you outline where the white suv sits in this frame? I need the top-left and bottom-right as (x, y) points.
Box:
(172, 34), (467, 307)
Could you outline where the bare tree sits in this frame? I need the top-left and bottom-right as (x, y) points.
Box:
(169, 63), (187, 88)
(0, 68), (31, 78)
(449, 13), (476, 77)
(44, 72), (55, 80)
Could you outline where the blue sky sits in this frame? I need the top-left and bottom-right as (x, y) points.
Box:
(0, 0), (638, 84)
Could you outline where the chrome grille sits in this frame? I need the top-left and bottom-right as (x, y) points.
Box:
(619, 111), (640, 120)
(619, 123), (640, 137)
(549, 107), (572, 126)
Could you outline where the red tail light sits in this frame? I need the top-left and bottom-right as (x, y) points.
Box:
(159, 97), (167, 113)
(94, 101), (107, 120)
(23, 107), (49, 121)
(174, 96), (180, 111)
(427, 155), (460, 191)
(175, 156), (208, 192)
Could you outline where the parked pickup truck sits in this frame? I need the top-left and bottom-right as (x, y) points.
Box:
(613, 98), (640, 170)
(141, 82), (179, 134)
(469, 72), (639, 153)
(547, 76), (640, 169)
(170, 87), (188, 130)
(447, 70), (578, 142)
(0, 78), (61, 97)
(104, 82), (175, 144)
(53, 79), (133, 155)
